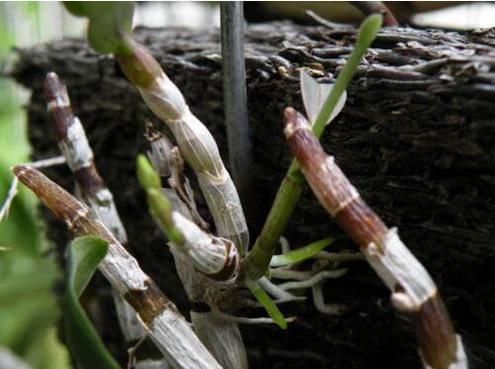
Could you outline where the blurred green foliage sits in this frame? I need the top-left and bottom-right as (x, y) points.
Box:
(0, 3), (69, 368)
(64, 1), (134, 53)
(64, 237), (119, 369)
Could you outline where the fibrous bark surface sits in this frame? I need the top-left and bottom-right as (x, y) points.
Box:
(12, 21), (495, 369)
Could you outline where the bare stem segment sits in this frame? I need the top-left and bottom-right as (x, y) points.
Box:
(115, 40), (249, 256)
(13, 165), (221, 369)
(283, 108), (467, 369)
(44, 72), (166, 367)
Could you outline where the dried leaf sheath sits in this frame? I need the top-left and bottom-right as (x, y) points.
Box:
(44, 72), (166, 367)
(13, 165), (221, 369)
(283, 108), (467, 369)
(145, 125), (209, 231)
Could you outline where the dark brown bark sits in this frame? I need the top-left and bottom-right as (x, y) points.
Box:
(12, 22), (495, 369)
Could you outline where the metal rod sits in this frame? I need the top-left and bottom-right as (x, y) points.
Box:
(220, 2), (256, 224)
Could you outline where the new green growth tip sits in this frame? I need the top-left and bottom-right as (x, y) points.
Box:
(312, 13), (382, 139)
(136, 155), (183, 245)
(137, 154), (161, 190)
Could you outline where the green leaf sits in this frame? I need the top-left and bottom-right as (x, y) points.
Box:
(312, 14), (382, 139)
(0, 251), (68, 369)
(64, 236), (120, 369)
(64, 2), (135, 53)
(270, 237), (335, 267)
(245, 278), (287, 329)
(63, 2), (91, 17)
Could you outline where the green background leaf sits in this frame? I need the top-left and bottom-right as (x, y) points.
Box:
(64, 1), (134, 53)
(64, 236), (120, 369)
(0, 3), (71, 368)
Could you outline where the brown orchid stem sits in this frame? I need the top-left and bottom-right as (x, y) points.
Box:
(44, 72), (128, 245)
(283, 107), (467, 369)
(13, 165), (221, 369)
(44, 72), (166, 367)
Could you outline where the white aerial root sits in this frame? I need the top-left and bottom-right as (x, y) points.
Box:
(279, 236), (291, 254)
(312, 283), (347, 315)
(257, 276), (301, 301)
(211, 305), (296, 325)
(277, 269), (348, 290)
(0, 176), (18, 221)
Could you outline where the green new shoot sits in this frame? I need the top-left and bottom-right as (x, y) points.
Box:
(243, 14), (383, 280)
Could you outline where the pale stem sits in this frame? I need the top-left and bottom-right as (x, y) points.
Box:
(143, 138), (248, 369)
(285, 108), (467, 369)
(311, 284), (347, 315)
(44, 72), (164, 367)
(116, 41), (249, 256)
(13, 165), (221, 369)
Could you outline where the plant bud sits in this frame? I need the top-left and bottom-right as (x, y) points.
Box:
(115, 40), (162, 88)
(136, 154), (162, 190)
